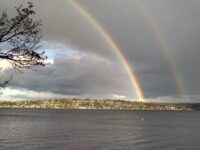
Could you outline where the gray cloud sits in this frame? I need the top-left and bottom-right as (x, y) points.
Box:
(7, 50), (133, 98)
(1, 0), (200, 101)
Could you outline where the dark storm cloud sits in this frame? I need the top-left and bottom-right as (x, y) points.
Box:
(1, 0), (200, 100)
(79, 0), (200, 98)
(137, 0), (200, 96)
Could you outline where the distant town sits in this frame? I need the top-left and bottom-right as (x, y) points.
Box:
(0, 99), (200, 110)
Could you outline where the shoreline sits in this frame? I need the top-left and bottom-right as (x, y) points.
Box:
(0, 107), (193, 111)
(0, 99), (199, 111)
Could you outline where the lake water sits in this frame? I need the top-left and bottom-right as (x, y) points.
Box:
(0, 109), (200, 150)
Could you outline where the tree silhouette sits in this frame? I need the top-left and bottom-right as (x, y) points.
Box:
(0, 2), (47, 88)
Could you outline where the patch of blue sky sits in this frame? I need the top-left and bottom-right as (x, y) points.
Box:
(41, 41), (80, 60)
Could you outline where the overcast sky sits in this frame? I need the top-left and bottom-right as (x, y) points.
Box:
(1, 0), (200, 102)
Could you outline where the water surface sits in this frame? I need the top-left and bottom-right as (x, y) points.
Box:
(0, 109), (199, 150)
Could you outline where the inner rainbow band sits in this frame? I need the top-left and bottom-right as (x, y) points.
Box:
(69, 0), (145, 100)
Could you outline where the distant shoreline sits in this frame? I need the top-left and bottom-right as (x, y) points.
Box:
(0, 107), (195, 111)
(1, 99), (200, 111)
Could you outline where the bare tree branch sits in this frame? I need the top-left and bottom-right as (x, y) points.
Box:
(0, 2), (46, 88)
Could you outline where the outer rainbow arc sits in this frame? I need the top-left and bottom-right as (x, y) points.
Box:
(69, 0), (145, 100)
(135, 0), (185, 98)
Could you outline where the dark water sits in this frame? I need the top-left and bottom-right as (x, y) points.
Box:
(0, 109), (200, 150)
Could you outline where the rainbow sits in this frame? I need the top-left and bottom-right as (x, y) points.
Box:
(69, 0), (145, 100)
(135, 1), (186, 98)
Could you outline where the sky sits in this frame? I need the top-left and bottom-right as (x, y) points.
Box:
(1, 0), (200, 102)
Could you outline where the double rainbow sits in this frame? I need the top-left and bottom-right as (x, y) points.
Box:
(68, 0), (186, 100)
